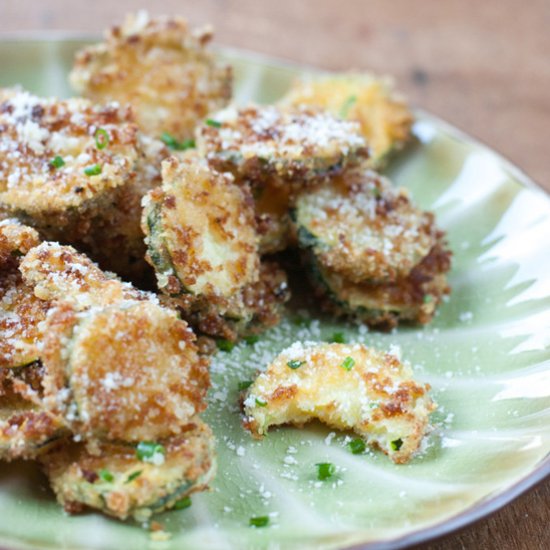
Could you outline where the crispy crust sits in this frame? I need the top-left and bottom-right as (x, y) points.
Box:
(19, 241), (151, 308)
(0, 366), (67, 461)
(41, 301), (209, 442)
(280, 73), (414, 168)
(0, 221), (48, 368)
(70, 12), (232, 140)
(0, 88), (139, 219)
(310, 241), (451, 329)
(295, 167), (441, 284)
(40, 418), (216, 521)
(243, 342), (436, 464)
(196, 105), (369, 184)
(142, 154), (259, 298)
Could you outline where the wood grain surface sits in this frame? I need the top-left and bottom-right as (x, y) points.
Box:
(1, 1), (549, 549)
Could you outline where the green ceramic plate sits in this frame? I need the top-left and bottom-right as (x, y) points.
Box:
(0, 39), (549, 550)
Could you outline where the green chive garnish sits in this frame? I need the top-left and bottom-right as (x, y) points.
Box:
(136, 441), (165, 462)
(330, 332), (346, 344)
(125, 470), (142, 484)
(348, 438), (366, 455)
(94, 128), (109, 150)
(50, 155), (65, 169)
(287, 360), (304, 370)
(205, 118), (222, 128)
(245, 335), (259, 345)
(98, 469), (114, 482)
(238, 380), (253, 391)
(216, 339), (235, 352)
(174, 496), (192, 510)
(249, 516), (269, 528)
(160, 132), (195, 151)
(391, 438), (403, 452)
(255, 397), (267, 407)
(339, 95), (357, 118)
(292, 315), (311, 327)
(316, 462), (335, 481)
(341, 356), (355, 371)
(423, 294), (433, 304)
(84, 164), (102, 176)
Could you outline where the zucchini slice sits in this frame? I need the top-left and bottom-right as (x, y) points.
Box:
(243, 342), (435, 464)
(41, 418), (216, 521)
(294, 168), (441, 284)
(0, 88), (139, 220)
(0, 365), (67, 460)
(70, 13), (232, 141)
(196, 105), (368, 184)
(42, 301), (210, 442)
(0, 221), (48, 368)
(306, 242), (451, 328)
(279, 73), (414, 168)
(20, 241), (151, 308)
(142, 155), (259, 299)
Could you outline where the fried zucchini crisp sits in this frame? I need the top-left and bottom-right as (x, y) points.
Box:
(280, 73), (414, 167)
(196, 105), (369, 184)
(18, 241), (210, 442)
(70, 11), (232, 141)
(40, 419), (216, 521)
(243, 342), (435, 464)
(142, 155), (289, 341)
(1, 364), (67, 461)
(0, 221), (47, 368)
(294, 167), (451, 327)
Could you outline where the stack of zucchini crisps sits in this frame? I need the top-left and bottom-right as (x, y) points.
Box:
(0, 12), (451, 521)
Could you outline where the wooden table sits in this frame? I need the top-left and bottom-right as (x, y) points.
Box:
(1, 1), (549, 548)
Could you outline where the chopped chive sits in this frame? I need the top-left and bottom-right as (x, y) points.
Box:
(292, 315), (311, 327)
(125, 470), (142, 484)
(423, 294), (433, 304)
(339, 94), (357, 118)
(238, 380), (253, 391)
(84, 164), (102, 176)
(205, 118), (222, 128)
(216, 339), (235, 352)
(341, 356), (355, 371)
(369, 402), (379, 409)
(249, 516), (269, 528)
(160, 132), (195, 151)
(174, 496), (192, 510)
(287, 359), (305, 370)
(136, 441), (165, 462)
(245, 335), (259, 345)
(98, 469), (114, 482)
(330, 332), (346, 344)
(255, 397), (267, 407)
(50, 155), (65, 169)
(316, 462), (335, 481)
(94, 128), (109, 150)
(348, 438), (366, 455)
(391, 438), (403, 452)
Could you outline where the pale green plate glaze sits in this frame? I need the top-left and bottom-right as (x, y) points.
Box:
(0, 39), (549, 550)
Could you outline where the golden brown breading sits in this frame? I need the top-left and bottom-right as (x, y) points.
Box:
(142, 154), (260, 299)
(0, 221), (48, 368)
(19, 241), (150, 308)
(196, 105), (369, 185)
(41, 301), (210, 442)
(0, 88), (139, 221)
(243, 342), (435, 464)
(41, 419), (216, 521)
(280, 73), (414, 167)
(294, 167), (441, 284)
(0, 366), (67, 461)
(70, 11), (232, 140)
(309, 241), (451, 328)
